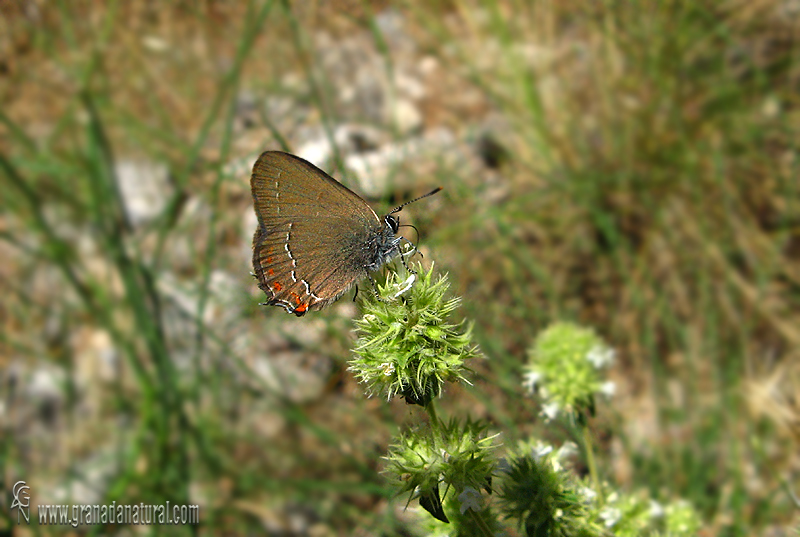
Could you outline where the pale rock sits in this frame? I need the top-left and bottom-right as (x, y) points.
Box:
(249, 351), (333, 404)
(115, 160), (172, 228)
(391, 98), (423, 136)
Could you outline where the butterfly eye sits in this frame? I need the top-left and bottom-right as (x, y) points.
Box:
(386, 215), (400, 234)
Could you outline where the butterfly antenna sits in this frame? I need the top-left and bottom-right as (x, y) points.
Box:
(390, 187), (443, 214)
(398, 223), (420, 245)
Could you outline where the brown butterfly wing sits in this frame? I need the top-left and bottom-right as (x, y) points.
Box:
(251, 151), (383, 315)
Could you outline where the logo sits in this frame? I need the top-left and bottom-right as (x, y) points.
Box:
(11, 480), (31, 524)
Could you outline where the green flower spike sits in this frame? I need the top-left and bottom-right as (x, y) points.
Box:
(498, 438), (603, 537)
(349, 263), (478, 406)
(588, 490), (702, 536)
(384, 418), (499, 526)
(523, 322), (616, 506)
(524, 322), (615, 423)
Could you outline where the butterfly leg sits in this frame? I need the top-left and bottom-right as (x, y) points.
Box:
(397, 239), (419, 276)
(399, 237), (420, 259)
(365, 271), (391, 303)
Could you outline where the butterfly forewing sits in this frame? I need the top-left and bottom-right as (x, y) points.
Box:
(251, 152), (379, 222)
(251, 151), (385, 315)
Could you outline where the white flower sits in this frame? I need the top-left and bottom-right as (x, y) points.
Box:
(458, 487), (482, 514)
(380, 362), (395, 376)
(599, 380), (616, 397)
(556, 441), (578, 461)
(531, 442), (553, 461)
(392, 273), (416, 298)
(599, 506), (622, 528)
(587, 345), (615, 369)
(522, 370), (541, 393)
(551, 458), (563, 473)
(649, 499), (664, 518)
(579, 486), (597, 503)
(541, 402), (560, 421)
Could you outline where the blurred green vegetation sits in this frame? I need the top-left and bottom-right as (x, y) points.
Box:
(1, 1), (798, 535)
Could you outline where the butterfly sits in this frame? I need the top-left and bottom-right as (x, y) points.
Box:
(250, 151), (440, 316)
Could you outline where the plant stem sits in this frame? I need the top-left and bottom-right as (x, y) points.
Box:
(583, 421), (603, 506)
(425, 400), (442, 445)
(467, 507), (495, 537)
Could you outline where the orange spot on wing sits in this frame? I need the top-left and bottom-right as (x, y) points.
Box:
(268, 268), (275, 276)
(273, 282), (282, 291)
(294, 303), (308, 313)
(266, 256), (273, 263)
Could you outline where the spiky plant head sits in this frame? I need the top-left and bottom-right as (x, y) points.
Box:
(349, 263), (478, 405)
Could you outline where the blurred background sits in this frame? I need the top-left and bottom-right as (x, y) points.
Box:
(2, 1), (799, 535)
